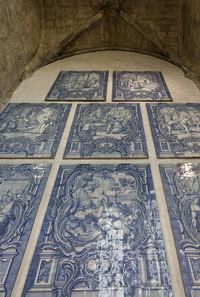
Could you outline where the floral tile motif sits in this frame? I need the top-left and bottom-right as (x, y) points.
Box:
(0, 104), (71, 158)
(147, 103), (200, 158)
(113, 71), (172, 101)
(46, 71), (109, 101)
(160, 163), (200, 297)
(64, 104), (148, 159)
(0, 164), (51, 297)
(22, 164), (173, 297)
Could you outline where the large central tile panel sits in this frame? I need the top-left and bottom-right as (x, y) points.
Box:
(0, 163), (51, 297)
(160, 163), (200, 297)
(112, 71), (172, 102)
(0, 104), (71, 158)
(64, 104), (148, 159)
(46, 71), (108, 101)
(22, 164), (173, 297)
(147, 103), (200, 158)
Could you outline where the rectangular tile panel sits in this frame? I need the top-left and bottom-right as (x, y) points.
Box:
(113, 71), (172, 101)
(160, 163), (200, 297)
(0, 163), (51, 297)
(46, 71), (108, 101)
(0, 104), (71, 158)
(64, 103), (148, 158)
(22, 164), (173, 297)
(147, 103), (200, 158)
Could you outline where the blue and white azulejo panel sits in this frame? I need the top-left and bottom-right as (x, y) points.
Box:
(22, 164), (173, 297)
(64, 103), (148, 159)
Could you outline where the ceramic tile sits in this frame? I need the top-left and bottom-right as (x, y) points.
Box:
(147, 103), (200, 158)
(46, 71), (108, 101)
(0, 164), (51, 297)
(22, 164), (173, 297)
(64, 104), (148, 159)
(0, 104), (71, 158)
(112, 71), (172, 102)
(160, 163), (200, 297)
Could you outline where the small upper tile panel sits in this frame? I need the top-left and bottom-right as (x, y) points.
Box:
(64, 103), (148, 159)
(147, 103), (200, 158)
(160, 163), (200, 297)
(0, 163), (51, 297)
(113, 71), (172, 102)
(46, 71), (109, 101)
(22, 164), (173, 297)
(0, 103), (71, 158)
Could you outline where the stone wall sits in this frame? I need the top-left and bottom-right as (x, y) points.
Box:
(122, 0), (180, 54)
(1, 0), (200, 102)
(182, 0), (200, 78)
(0, 0), (41, 101)
(43, 0), (180, 61)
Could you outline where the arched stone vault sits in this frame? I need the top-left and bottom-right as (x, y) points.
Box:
(1, 0), (200, 103)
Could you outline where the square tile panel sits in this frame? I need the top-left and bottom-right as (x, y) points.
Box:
(0, 103), (71, 158)
(46, 71), (109, 101)
(22, 164), (173, 297)
(147, 103), (200, 158)
(0, 163), (51, 297)
(64, 103), (148, 158)
(160, 163), (200, 297)
(113, 71), (172, 101)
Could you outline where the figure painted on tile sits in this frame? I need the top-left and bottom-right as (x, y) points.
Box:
(46, 71), (108, 101)
(0, 104), (71, 157)
(0, 164), (50, 297)
(0, 259), (9, 283)
(159, 107), (191, 135)
(124, 261), (138, 297)
(160, 164), (200, 297)
(23, 165), (173, 297)
(56, 171), (140, 245)
(80, 106), (133, 140)
(120, 74), (160, 94)
(65, 104), (147, 158)
(158, 105), (200, 137)
(191, 197), (200, 232)
(190, 258), (200, 281)
(8, 107), (53, 135)
(0, 191), (15, 237)
(113, 71), (172, 101)
(148, 104), (200, 157)
(37, 260), (52, 283)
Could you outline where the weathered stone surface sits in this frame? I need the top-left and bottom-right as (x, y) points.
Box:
(182, 0), (200, 77)
(0, 0), (41, 102)
(0, 0), (200, 103)
(60, 15), (163, 57)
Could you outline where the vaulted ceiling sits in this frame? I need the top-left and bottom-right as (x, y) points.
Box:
(39, 0), (181, 64)
(0, 0), (200, 101)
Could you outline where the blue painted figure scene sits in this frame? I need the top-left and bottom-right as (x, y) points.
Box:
(147, 103), (200, 158)
(23, 164), (173, 297)
(0, 104), (71, 158)
(0, 164), (51, 297)
(64, 104), (148, 158)
(160, 163), (200, 297)
(113, 71), (172, 101)
(46, 71), (108, 101)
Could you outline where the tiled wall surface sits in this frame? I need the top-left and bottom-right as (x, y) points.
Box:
(1, 51), (200, 297)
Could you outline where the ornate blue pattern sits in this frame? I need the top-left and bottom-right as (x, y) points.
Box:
(160, 163), (200, 297)
(46, 71), (108, 101)
(0, 104), (71, 158)
(113, 71), (172, 101)
(147, 103), (200, 158)
(22, 164), (173, 297)
(64, 104), (148, 158)
(0, 164), (51, 297)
